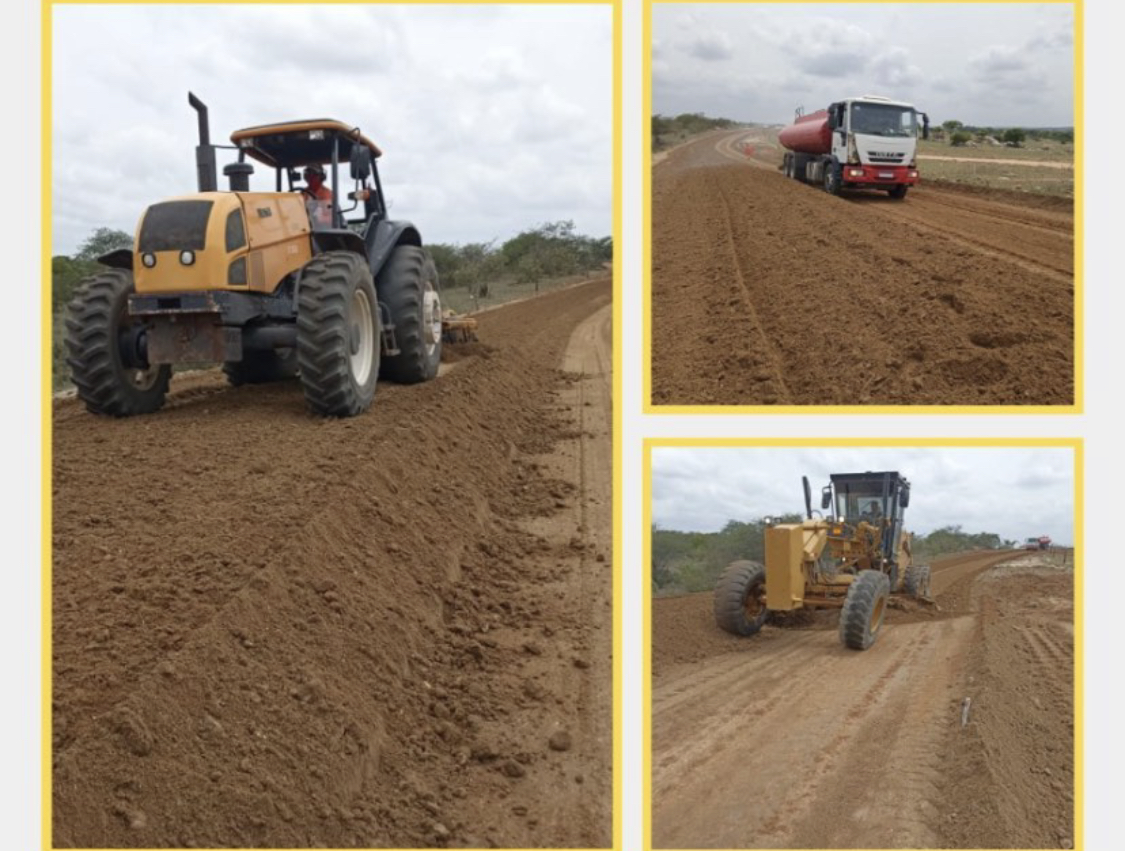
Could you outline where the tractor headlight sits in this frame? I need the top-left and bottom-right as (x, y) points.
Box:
(141, 253), (156, 268)
(179, 250), (195, 266)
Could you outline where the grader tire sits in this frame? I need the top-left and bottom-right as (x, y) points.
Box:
(377, 246), (442, 384)
(64, 269), (170, 417)
(222, 348), (298, 386)
(904, 564), (932, 598)
(713, 560), (768, 637)
(296, 251), (380, 417)
(839, 570), (891, 650)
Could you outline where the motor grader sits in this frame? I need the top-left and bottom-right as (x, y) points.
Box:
(713, 471), (932, 650)
(65, 92), (474, 418)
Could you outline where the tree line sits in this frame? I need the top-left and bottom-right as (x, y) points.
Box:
(652, 519), (1014, 595)
(937, 120), (1073, 148)
(652, 113), (741, 151)
(52, 221), (612, 312)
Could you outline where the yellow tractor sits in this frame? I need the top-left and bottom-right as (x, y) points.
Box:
(714, 471), (932, 650)
(65, 92), (455, 417)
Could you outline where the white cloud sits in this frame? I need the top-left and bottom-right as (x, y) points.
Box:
(51, 4), (611, 255)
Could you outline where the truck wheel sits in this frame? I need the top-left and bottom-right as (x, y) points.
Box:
(64, 269), (170, 417)
(222, 348), (298, 386)
(713, 560), (768, 637)
(839, 570), (891, 650)
(823, 162), (841, 195)
(904, 564), (932, 598)
(296, 251), (380, 417)
(377, 245), (443, 383)
(888, 185), (909, 199)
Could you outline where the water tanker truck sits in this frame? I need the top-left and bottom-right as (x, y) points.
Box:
(779, 95), (929, 199)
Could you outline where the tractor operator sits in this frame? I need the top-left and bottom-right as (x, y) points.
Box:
(301, 163), (333, 227)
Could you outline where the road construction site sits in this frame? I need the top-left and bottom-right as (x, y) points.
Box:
(651, 129), (1074, 406)
(651, 549), (1074, 849)
(52, 278), (612, 848)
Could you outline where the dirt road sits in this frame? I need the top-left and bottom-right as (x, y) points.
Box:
(651, 130), (1074, 406)
(51, 278), (613, 848)
(651, 550), (1075, 849)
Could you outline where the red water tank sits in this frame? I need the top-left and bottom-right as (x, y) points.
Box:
(779, 109), (832, 155)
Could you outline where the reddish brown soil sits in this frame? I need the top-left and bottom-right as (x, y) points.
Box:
(651, 550), (1074, 848)
(51, 278), (613, 848)
(651, 130), (1074, 406)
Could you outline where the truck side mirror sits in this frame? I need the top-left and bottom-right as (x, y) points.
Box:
(827, 104), (839, 130)
(921, 113), (930, 141)
(901, 486), (911, 508)
(350, 146), (372, 181)
(821, 487), (832, 510)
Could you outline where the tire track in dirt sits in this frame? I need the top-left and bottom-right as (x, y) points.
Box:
(651, 131), (1074, 406)
(52, 279), (612, 849)
(650, 551), (1073, 849)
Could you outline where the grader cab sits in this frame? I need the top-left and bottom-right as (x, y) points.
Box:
(714, 471), (932, 650)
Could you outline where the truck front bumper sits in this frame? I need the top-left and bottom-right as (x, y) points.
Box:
(841, 164), (919, 188)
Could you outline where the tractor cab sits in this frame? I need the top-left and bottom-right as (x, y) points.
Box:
(820, 471), (911, 563)
(229, 118), (386, 232)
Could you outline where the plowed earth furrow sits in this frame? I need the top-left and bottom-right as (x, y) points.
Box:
(52, 278), (613, 849)
(651, 131), (1074, 406)
(651, 550), (1074, 849)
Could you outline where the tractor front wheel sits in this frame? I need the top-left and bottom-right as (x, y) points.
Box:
(377, 245), (443, 383)
(713, 560), (768, 637)
(64, 269), (170, 417)
(296, 251), (380, 417)
(839, 570), (891, 650)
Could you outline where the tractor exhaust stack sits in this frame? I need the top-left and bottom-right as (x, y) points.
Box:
(188, 91), (217, 192)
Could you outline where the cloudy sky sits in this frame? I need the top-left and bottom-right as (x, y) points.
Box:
(653, 2), (1074, 127)
(652, 446), (1075, 545)
(51, 4), (611, 256)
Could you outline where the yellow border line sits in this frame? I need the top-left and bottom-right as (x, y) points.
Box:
(44, 1), (620, 850)
(643, 436), (1084, 851)
(643, 0), (1082, 414)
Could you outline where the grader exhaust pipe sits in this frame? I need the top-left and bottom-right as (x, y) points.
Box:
(803, 475), (813, 520)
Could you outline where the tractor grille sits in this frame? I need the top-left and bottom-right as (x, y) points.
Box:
(138, 200), (213, 253)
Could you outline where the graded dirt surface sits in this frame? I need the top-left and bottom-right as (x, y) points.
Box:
(651, 550), (1075, 849)
(51, 278), (613, 848)
(651, 129), (1074, 406)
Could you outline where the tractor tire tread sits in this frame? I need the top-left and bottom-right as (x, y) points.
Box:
(64, 269), (170, 417)
(296, 251), (379, 417)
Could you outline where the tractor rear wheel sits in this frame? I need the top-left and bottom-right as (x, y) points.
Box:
(904, 564), (932, 598)
(713, 560), (768, 637)
(64, 269), (170, 417)
(223, 348), (299, 386)
(296, 251), (380, 417)
(377, 246), (443, 383)
(839, 569), (891, 650)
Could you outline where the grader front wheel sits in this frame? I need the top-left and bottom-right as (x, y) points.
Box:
(839, 570), (891, 650)
(904, 564), (932, 598)
(713, 560), (768, 637)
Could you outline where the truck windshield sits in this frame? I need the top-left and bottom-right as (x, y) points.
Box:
(850, 103), (917, 138)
